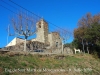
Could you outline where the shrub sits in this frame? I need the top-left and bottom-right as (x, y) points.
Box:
(21, 62), (27, 67)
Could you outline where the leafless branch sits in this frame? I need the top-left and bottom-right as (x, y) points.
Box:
(11, 12), (37, 51)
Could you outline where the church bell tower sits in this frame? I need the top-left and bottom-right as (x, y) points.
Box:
(36, 19), (49, 45)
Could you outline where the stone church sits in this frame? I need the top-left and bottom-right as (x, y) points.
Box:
(6, 19), (62, 51)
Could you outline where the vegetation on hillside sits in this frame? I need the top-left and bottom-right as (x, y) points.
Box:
(0, 53), (100, 75)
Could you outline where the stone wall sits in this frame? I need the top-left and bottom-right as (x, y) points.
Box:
(63, 47), (73, 55)
(48, 32), (62, 48)
(1, 41), (45, 52)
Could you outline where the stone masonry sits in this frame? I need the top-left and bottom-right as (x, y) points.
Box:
(5, 19), (62, 53)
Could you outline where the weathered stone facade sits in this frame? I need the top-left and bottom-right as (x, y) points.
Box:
(3, 41), (45, 52)
(36, 19), (49, 45)
(48, 32), (62, 48)
(35, 19), (62, 49)
(6, 19), (62, 53)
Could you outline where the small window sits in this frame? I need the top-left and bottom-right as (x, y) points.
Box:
(56, 42), (58, 47)
(39, 25), (41, 28)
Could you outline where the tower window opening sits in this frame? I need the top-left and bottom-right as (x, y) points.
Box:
(39, 25), (41, 28)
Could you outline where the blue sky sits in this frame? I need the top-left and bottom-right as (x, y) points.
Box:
(0, 0), (100, 48)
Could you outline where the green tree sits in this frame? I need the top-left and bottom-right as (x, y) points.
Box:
(85, 23), (100, 45)
(73, 13), (100, 55)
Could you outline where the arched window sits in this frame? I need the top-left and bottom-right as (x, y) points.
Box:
(39, 25), (41, 28)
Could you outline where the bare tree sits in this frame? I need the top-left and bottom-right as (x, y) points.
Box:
(11, 12), (37, 51)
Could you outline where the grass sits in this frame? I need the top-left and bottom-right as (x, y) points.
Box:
(0, 53), (100, 75)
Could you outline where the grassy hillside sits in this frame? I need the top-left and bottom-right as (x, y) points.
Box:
(0, 52), (100, 75)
